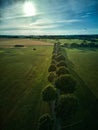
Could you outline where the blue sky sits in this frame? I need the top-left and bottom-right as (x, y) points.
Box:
(0, 0), (98, 35)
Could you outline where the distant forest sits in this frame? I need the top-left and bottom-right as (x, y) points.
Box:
(0, 34), (98, 40)
(62, 39), (98, 48)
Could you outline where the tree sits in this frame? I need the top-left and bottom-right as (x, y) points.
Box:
(64, 43), (69, 48)
(52, 54), (57, 60)
(51, 60), (56, 65)
(57, 60), (67, 67)
(56, 66), (69, 76)
(38, 113), (53, 130)
(48, 72), (56, 83)
(70, 43), (79, 48)
(57, 51), (62, 56)
(48, 64), (56, 72)
(55, 94), (78, 124)
(55, 74), (76, 93)
(42, 85), (57, 114)
(56, 54), (65, 62)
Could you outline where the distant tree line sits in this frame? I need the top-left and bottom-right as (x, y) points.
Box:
(0, 34), (98, 40)
(62, 40), (98, 48)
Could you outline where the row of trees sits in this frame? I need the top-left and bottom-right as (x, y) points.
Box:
(38, 43), (79, 130)
(63, 40), (98, 48)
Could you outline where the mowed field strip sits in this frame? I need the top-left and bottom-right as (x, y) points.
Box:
(0, 38), (53, 130)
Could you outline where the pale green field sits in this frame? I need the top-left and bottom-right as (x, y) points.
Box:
(59, 39), (83, 44)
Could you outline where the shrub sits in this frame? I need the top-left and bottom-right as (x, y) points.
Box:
(56, 66), (69, 76)
(48, 64), (56, 72)
(55, 74), (76, 93)
(14, 45), (24, 47)
(33, 48), (36, 50)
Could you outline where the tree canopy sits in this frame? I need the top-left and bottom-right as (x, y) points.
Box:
(48, 64), (56, 72)
(42, 85), (57, 102)
(48, 72), (56, 83)
(56, 66), (69, 76)
(55, 94), (78, 122)
(38, 113), (53, 130)
(55, 74), (76, 93)
(57, 60), (67, 67)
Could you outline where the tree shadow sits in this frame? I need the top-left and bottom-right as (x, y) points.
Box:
(72, 47), (97, 52)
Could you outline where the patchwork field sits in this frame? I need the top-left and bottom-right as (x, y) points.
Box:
(0, 39), (53, 130)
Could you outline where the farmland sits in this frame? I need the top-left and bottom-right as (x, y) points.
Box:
(0, 38), (53, 48)
(66, 48), (98, 98)
(0, 38), (53, 130)
(0, 38), (98, 130)
(63, 47), (98, 130)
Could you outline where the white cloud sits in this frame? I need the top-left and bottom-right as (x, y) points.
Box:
(56, 19), (81, 23)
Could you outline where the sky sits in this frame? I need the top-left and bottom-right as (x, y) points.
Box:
(0, 0), (98, 35)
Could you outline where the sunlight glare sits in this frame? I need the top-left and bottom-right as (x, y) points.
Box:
(23, 2), (36, 16)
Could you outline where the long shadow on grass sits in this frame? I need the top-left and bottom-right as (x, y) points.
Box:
(62, 49), (98, 130)
(70, 47), (97, 52)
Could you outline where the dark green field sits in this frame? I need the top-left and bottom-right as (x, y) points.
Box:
(0, 43), (53, 130)
(62, 48), (98, 130)
(66, 48), (98, 98)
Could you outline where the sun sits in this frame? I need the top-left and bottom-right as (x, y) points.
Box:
(23, 2), (36, 16)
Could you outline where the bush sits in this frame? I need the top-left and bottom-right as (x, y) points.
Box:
(57, 60), (67, 67)
(55, 94), (78, 123)
(48, 64), (56, 72)
(56, 66), (69, 76)
(14, 45), (24, 47)
(55, 74), (76, 93)
(48, 72), (56, 83)
(33, 48), (36, 50)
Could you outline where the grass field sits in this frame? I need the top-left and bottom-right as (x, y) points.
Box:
(0, 39), (53, 130)
(0, 38), (98, 130)
(66, 48), (98, 98)
(62, 47), (98, 130)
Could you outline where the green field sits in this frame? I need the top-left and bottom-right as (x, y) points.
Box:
(0, 38), (98, 130)
(62, 48), (98, 130)
(66, 48), (98, 98)
(0, 45), (52, 130)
